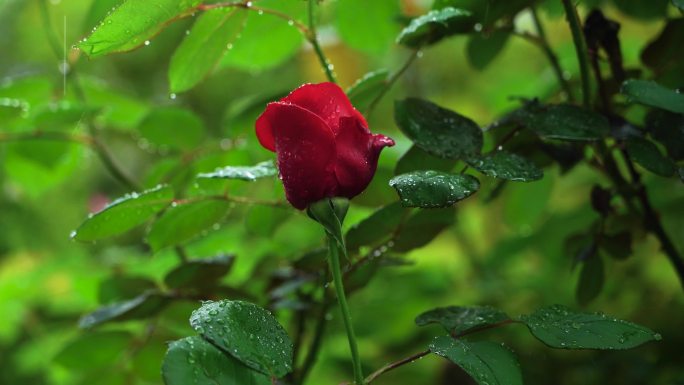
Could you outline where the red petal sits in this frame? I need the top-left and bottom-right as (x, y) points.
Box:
(333, 117), (395, 199)
(281, 82), (368, 134)
(256, 102), (337, 209)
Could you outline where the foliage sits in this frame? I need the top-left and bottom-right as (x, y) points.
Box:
(1, 0), (683, 385)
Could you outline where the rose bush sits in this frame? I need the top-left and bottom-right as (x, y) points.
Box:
(255, 82), (395, 209)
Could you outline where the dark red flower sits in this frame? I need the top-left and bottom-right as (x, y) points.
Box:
(255, 82), (395, 209)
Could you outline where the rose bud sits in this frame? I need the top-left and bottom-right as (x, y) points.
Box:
(255, 82), (395, 209)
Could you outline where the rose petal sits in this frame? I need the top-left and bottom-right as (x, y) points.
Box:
(256, 102), (337, 209)
(334, 117), (395, 198)
(281, 83), (368, 134)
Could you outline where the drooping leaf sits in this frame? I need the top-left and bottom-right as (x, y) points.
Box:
(523, 104), (610, 141)
(621, 79), (684, 114)
(519, 304), (661, 349)
(169, 8), (248, 93)
(346, 69), (389, 111)
(392, 207), (456, 252)
(79, 291), (169, 328)
(395, 98), (483, 159)
(162, 336), (270, 385)
(389, 170), (480, 208)
(626, 137), (676, 177)
(220, 0), (304, 71)
(189, 300), (293, 377)
(397, 7), (474, 48)
(146, 199), (232, 252)
(55, 331), (132, 369)
(576, 254), (605, 306)
(466, 151), (543, 182)
(395, 145), (457, 175)
(430, 336), (523, 385)
(73, 185), (174, 242)
(416, 306), (511, 335)
(137, 107), (206, 150)
(164, 254), (235, 290)
(197, 161), (277, 181)
(466, 29), (511, 70)
(336, 0), (400, 54)
(345, 202), (407, 251)
(77, 0), (202, 57)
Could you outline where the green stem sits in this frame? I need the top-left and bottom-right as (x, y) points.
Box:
(308, 0), (337, 83)
(529, 7), (573, 101)
(561, 0), (591, 108)
(327, 234), (364, 384)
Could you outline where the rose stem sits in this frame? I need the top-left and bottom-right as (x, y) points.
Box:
(327, 234), (364, 384)
(307, 0), (338, 84)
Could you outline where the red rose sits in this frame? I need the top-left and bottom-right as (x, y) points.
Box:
(255, 82), (395, 209)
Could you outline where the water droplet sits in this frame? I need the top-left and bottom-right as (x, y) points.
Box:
(169, 93), (177, 100)
(144, 40), (150, 46)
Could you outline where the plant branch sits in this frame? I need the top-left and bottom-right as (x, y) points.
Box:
(561, 0), (592, 107)
(365, 50), (420, 118)
(529, 7), (574, 101)
(327, 234), (364, 384)
(307, 0), (337, 83)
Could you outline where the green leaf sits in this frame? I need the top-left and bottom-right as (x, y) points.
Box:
(164, 254), (235, 290)
(73, 185), (174, 242)
(674, 0), (684, 10)
(395, 145), (457, 175)
(190, 300), (293, 377)
(599, 232), (632, 260)
(647, 109), (684, 161)
(389, 170), (480, 208)
(220, 0), (304, 71)
(519, 304), (661, 349)
(336, 0), (400, 54)
(162, 336), (270, 385)
(245, 205), (290, 236)
(146, 199), (232, 252)
(77, 0), (202, 57)
(576, 254), (605, 306)
(98, 276), (158, 304)
(466, 29), (511, 70)
(345, 202), (407, 251)
(621, 79), (684, 114)
(79, 290), (169, 328)
(641, 18), (684, 74)
(626, 137), (676, 177)
(416, 306), (510, 335)
(169, 8), (248, 93)
(346, 69), (389, 111)
(613, 0), (669, 20)
(466, 151), (543, 182)
(430, 336), (523, 385)
(197, 161), (277, 181)
(397, 7), (474, 48)
(32, 100), (90, 131)
(395, 98), (483, 159)
(138, 107), (205, 150)
(55, 331), (132, 369)
(524, 104), (610, 141)
(433, 0), (533, 27)
(392, 207), (455, 252)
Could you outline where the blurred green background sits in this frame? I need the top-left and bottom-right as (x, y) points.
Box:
(1, 0), (683, 384)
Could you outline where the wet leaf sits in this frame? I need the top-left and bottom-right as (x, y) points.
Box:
(164, 254), (235, 290)
(169, 8), (247, 93)
(622, 79), (684, 114)
(395, 98), (483, 159)
(79, 291), (169, 328)
(197, 161), (277, 181)
(389, 170), (480, 208)
(78, 0), (202, 57)
(519, 304), (661, 349)
(524, 104), (610, 141)
(189, 300), (293, 377)
(430, 336), (523, 385)
(416, 306), (511, 335)
(397, 7), (474, 48)
(73, 185), (174, 242)
(162, 336), (270, 385)
(466, 151), (543, 182)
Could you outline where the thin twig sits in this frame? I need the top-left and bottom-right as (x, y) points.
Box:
(561, 0), (592, 107)
(365, 50), (420, 118)
(307, 0), (337, 83)
(529, 7), (574, 101)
